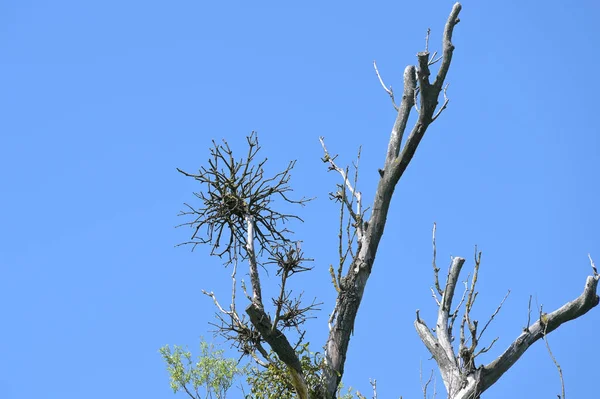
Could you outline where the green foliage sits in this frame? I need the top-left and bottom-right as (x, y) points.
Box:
(160, 339), (246, 399)
(244, 343), (357, 399)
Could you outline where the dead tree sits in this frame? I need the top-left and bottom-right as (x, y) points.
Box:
(176, 3), (599, 398)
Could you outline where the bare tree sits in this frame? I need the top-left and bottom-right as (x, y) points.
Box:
(174, 3), (599, 398)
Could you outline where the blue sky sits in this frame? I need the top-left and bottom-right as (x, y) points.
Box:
(2, 0), (599, 398)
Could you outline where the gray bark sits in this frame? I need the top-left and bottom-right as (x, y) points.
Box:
(415, 258), (599, 398)
(322, 4), (463, 398)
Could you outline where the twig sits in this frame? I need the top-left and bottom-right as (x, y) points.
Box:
(477, 290), (510, 342)
(240, 279), (252, 302)
(329, 298), (339, 331)
(373, 61), (398, 111)
(428, 51), (443, 66)
(320, 137), (363, 229)
(431, 83), (450, 122)
(589, 253), (598, 276)
(414, 86), (421, 114)
(420, 361), (434, 399)
(525, 295), (532, 332)
(449, 278), (469, 330)
(203, 290), (231, 316)
(432, 223), (443, 296)
(430, 287), (441, 306)
(370, 378), (378, 399)
(542, 307), (566, 399)
(474, 337), (499, 358)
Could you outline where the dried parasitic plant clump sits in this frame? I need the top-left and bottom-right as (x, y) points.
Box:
(176, 132), (311, 262)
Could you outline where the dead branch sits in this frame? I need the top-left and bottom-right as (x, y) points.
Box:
(481, 275), (599, 392)
(431, 83), (450, 122)
(477, 290), (510, 344)
(420, 361), (435, 399)
(417, 248), (599, 399)
(541, 306), (566, 399)
(373, 60), (399, 111)
(432, 223), (443, 297)
(320, 137), (363, 232)
(323, 5), (463, 397)
(417, 223), (600, 398)
(589, 253), (598, 276)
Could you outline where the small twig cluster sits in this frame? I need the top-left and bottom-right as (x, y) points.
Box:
(457, 248), (510, 374)
(268, 243), (321, 333)
(320, 139), (366, 294)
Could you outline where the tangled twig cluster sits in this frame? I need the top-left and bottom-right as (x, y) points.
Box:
(177, 132), (311, 262)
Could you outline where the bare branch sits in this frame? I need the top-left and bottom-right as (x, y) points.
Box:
(433, 3), (461, 90)
(420, 361), (435, 399)
(320, 137), (363, 233)
(371, 378), (378, 399)
(430, 286), (441, 306)
(428, 51), (443, 66)
(373, 60), (398, 111)
(432, 223), (443, 296)
(439, 257), (465, 361)
(202, 289), (232, 316)
(525, 295), (533, 332)
(431, 83), (450, 122)
(481, 275), (600, 392)
(542, 308), (566, 399)
(474, 337), (499, 358)
(383, 65), (417, 171)
(448, 279), (468, 332)
(246, 215), (263, 308)
(477, 290), (510, 343)
(589, 253), (598, 276)
(324, 5), (463, 397)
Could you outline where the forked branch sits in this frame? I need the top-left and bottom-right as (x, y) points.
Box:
(323, 4), (463, 398)
(416, 232), (600, 398)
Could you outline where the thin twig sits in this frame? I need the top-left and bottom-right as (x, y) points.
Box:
(320, 137), (362, 227)
(414, 86), (421, 114)
(474, 337), (499, 358)
(542, 307), (566, 399)
(431, 83), (450, 122)
(203, 290), (231, 315)
(525, 295), (532, 332)
(589, 253), (598, 276)
(430, 287), (441, 306)
(432, 223), (443, 296)
(420, 360), (434, 399)
(373, 61), (398, 111)
(370, 378), (378, 399)
(477, 290), (510, 341)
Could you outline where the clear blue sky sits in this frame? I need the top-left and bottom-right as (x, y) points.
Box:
(2, 1), (599, 398)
